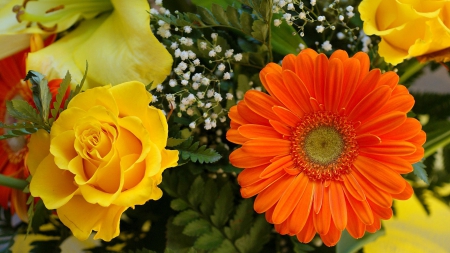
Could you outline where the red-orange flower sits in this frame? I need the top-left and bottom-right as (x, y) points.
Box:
(226, 49), (425, 246)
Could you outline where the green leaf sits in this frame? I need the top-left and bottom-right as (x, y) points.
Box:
(177, 137), (222, 164)
(210, 182), (234, 228)
(251, 19), (268, 43)
(199, 179), (219, 217)
(240, 12), (253, 35)
(197, 6), (218, 25)
(50, 71), (71, 119)
(211, 4), (229, 25)
(336, 229), (385, 253)
(194, 227), (224, 250)
(183, 219), (211, 237)
(65, 61), (88, 108)
(166, 217), (197, 253)
(234, 215), (272, 253)
(223, 199), (253, 240)
(211, 240), (236, 253)
(167, 137), (188, 147)
(188, 176), (206, 207)
(173, 210), (201, 226)
(6, 100), (42, 125)
(413, 161), (429, 184)
(291, 236), (315, 253)
(423, 128), (450, 158)
(191, 0), (238, 9)
(271, 14), (305, 55)
(226, 6), (241, 28)
(171, 198), (189, 211)
(25, 71), (51, 121)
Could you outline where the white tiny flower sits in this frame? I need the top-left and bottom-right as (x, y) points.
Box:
(205, 102), (212, 108)
(234, 53), (243, 61)
(155, 0), (162, 5)
(166, 94), (175, 102)
(226, 93), (233, 100)
(156, 84), (164, 92)
(287, 3), (294, 10)
(170, 42), (179, 50)
(211, 113), (218, 119)
(174, 67), (183, 75)
(225, 49), (234, 58)
(163, 30), (171, 38)
(169, 79), (177, 87)
(317, 16), (325, 22)
(299, 12), (306, 19)
(188, 51), (196, 59)
(150, 9), (158, 15)
(200, 42), (207, 50)
(189, 66), (195, 72)
(299, 43), (306, 50)
(321, 40), (332, 51)
(310, 0), (316, 6)
(187, 94), (196, 102)
(158, 20), (166, 26)
(214, 92), (223, 102)
(211, 120), (217, 128)
(189, 122), (196, 129)
(181, 80), (189, 86)
(283, 13), (292, 21)
(192, 82), (200, 90)
(316, 25), (325, 33)
(151, 95), (158, 103)
(207, 89), (215, 98)
(179, 104), (186, 111)
(179, 37), (187, 45)
(278, 0), (286, 7)
(197, 92), (205, 99)
(174, 48), (181, 58)
(159, 7), (166, 14)
(185, 38), (194, 46)
(182, 72), (190, 80)
(347, 11), (355, 18)
(274, 19), (282, 27)
(346, 6), (354, 12)
(337, 32), (345, 40)
(214, 45), (222, 53)
(339, 15), (344, 21)
(203, 113), (209, 118)
(254, 87), (262, 91)
(223, 72), (231, 80)
(164, 9), (170, 15)
(211, 33), (218, 40)
(218, 63), (226, 71)
(193, 58), (201, 66)
(209, 50), (216, 57)
(219, 116), (226, 122)
(178, 61), (188, 70)
(201, 78), (210, 85)
(183, 26), (192, 33)
(192, 73), (202, 82)
(187, 108), (194, 116)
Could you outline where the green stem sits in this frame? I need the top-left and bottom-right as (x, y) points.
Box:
(266, 0), (274, 63)
(0, 174), (28, 190)
(399, 60), (425, 84)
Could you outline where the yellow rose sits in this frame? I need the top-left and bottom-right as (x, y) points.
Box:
(26, 81), (179, 241)
(359, 0), (450, 65)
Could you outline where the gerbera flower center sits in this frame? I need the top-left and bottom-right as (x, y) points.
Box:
(290, 111), (358, 181)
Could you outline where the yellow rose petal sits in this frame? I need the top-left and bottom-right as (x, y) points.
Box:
(26, 129), (51, 175)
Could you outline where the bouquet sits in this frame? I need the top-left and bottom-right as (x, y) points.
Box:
(0, 0), (449, 252)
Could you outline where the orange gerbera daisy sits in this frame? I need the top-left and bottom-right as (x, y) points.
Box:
(226, 49), (425, 246)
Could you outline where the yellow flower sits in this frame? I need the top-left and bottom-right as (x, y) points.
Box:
(27, 81), (179, 241)
(359, 0), (450, 65)
(0, 0), (172, 89)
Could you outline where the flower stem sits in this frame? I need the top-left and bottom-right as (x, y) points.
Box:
(0, 174), (28, 190)
(399, 60), (425, 84)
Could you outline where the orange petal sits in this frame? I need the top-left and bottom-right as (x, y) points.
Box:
(378, 71), (399, 89)
(324, 58), (344, 112)
(240, 171), (287, 198)
(282, 70), (314, 114)
(237, 100), (270, 126)
(253, 174), (295, 213)
(265, 204), (276, 223)
(356, 134), (381, 146)
(382, 118), (422, 140)
(344, 187), (374, 225)
(363, 154), (413, 174)
(272, 106), (300, 128)
(260, 155), (293, 179)
(313, 53), (329, 105)
(352, 51), (370, 83)
(339, 58), (360, 109)
(287, 180), (314, 234)
(358, 111), (406, 135)
(351, 170), (392, 208)
(330, 50), (349, 61)
(353, 155), (406, 194)
(244, 90), (281, 120)
(359, 140), (416, 156)
(238, 124), (282, 139)
(377, 94), (414, 115)
(343, 173), (366, 201)
(274, 221), (290, 235)
(296, 211), (316, 243)
(367, 198), (393, 220)
(347, 85), (391, 122)
(391, 181), (413, 200)
(313, 181), (324, 214)
(313, 186), (331, 235)
(266, 72), (304, 117)
(365, 217), (381, 233)
(242, 138), (291, 157)
(401, 146), (424, 163)
(345, 200), (366, 239)
(320, 220), (342, 247)
(269, 120), (292, 136)
(272, 173), (309, 224)
(282, 54), (297, 72)
(329, 181), (347, 231)
(237, 165), (265, 187)
(229, 148), (271, 168)
(228, 105), (249, 126)
(260, 62), (282, 96)
(296, 52), (316, 97)
(226, 129), (249, 144)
